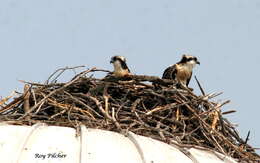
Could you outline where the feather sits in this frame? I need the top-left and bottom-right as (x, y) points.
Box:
(186, 71), (192, 86)
(119, 60), (130, 72)
(162, 65), (177, 80)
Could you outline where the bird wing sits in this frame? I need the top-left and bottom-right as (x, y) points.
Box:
(186, 71), (192, 86)
(104, 71), (113, 78)
(162, 65), (177, 80)
(120, 60), (131, 73)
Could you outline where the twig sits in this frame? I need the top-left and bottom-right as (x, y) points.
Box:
(45, 65), (86, 84)
(23, 84), (31, 114)
(195, 76), (205, 96)
(18, 68), (97, 120)
(245, 131), (250, 145)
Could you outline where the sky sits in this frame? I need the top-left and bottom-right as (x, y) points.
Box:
(0, 0), (259, 150)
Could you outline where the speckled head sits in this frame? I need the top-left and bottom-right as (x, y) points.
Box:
(179, 55), (200, 65)
(110, 56), (126, 64)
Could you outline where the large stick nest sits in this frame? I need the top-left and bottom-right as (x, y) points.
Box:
(0, 67), (259, 162)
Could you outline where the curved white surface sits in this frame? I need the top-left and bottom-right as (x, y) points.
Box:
(0, 123), (236, 163)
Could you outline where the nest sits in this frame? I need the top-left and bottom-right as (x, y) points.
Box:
(0, 67), (259, 162)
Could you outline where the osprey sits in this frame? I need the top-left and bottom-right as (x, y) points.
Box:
(162, 55), (200, 86)
(110, 55), (131, 77)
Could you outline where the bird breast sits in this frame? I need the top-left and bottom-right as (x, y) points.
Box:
(113, 61), (130, 77)
(176, 65), (192, 82)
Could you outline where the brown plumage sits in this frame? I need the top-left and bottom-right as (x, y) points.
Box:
(162, 55), (200, 86)
(110, 56), (131, 77)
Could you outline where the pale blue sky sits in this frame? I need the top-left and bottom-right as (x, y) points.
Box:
(1, 0), (260, 149)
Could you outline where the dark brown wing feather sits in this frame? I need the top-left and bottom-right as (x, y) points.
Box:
(162, 65), (177, 80)
(186, 71), (192, 86)
(119, 60), (130, 73)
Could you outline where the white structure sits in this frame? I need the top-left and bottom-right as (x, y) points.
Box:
(0, 123), (237, 163)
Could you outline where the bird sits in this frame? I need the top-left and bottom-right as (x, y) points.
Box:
(162, 55), (200, 87)
(110, 55), (131, 77)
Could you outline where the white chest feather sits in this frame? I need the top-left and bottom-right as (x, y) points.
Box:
(176, 64), (193, 85)
(113, 61), (129, 77)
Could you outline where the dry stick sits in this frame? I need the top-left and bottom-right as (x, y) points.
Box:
(199, 122), (216, 147)
(199, 101), (230, 118)
(201, 92), (223, 101)
(69, 93), (102, 118)
(103, 74), (176, 85)
(45, 65), (86, 84)
(156, 122), (166, 140)
(31, 88), (37, 106)
(111, 107), (116, 123)
(3, 68), (259, 161)
(146, 103), (177, 115)
(222, 110), (236, 115)
(18, 68), (97, 120)
(19, 80), (65, 87)
(218, 100), (231, 108)
(133, 111), (180, 143)
(115, 101), (129, 119)
(144, 89), (165, 98)
(245, 131), (251, 145)
(149, 114), (185, 128)
(210, 132), (226, 154)
(224, 123), (243, 144)
(177, 93), (235, 149)
(131, 99), (141, 112)
(186, 125), (201, 137)
(179, 97), (251, 159)
(211, 107), (220, 131)
(146, 100), (195, 115)
(66, 92), (103, 118)
(47, 98), (95, 119)
(49, 109), (67, 120)
(218, 113), (228, 137)
(23, 84), (31, 114)
(194, 75), (205, 96)
(0, 93), (14, 106)
(0, 96), (23, 114)
(34, 92), (48, 114)
(86, 95), (122, 130)
(180, 120), (186, 139)
(103, 84), (109, 114)
(71, 68), (110, 81)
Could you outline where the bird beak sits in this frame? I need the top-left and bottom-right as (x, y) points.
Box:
(110, 60), (113, 64)
(196, 61), (200, 65)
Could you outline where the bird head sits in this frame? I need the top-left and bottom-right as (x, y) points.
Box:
(180, 55), (200, 67)
(110, 55), (130, 74)
(110, 56), (126, 64)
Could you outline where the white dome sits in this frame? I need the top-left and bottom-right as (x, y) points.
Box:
(0, 123), (236, 163)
